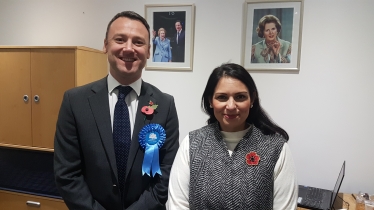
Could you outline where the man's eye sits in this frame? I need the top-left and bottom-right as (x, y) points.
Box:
(134, 41), (145, 46)
(114, 38), (124, 43)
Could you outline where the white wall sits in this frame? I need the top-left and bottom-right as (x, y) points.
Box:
(1, 0), (373, 194)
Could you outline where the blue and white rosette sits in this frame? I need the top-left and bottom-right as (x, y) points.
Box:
(138, 123), (166, 177)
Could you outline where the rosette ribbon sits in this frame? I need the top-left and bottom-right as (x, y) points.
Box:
(138, 123), (166, 177)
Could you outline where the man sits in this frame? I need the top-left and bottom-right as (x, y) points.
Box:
(172, 20), (185, 62)
(54, 11), (179, 210)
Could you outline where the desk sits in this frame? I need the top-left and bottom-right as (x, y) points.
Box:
(298, 193), (356, 210)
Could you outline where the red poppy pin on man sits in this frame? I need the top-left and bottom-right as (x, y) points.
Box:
(246, 152), (260, 166)
(141, 100), (158, 116)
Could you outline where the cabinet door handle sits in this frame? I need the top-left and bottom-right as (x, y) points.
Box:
(26, 200), (41, 207)
(34, 95), (40, 102)
(23, 95), (29, 102)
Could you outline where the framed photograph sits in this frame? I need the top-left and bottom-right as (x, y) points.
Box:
(145, 4), (195, 71)
(241, 0), (304, 71)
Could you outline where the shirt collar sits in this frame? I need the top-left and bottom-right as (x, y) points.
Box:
(107, 72), (142, 96)
(220, 125), (251, 142)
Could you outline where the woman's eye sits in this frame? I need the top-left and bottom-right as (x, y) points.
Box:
(216, 95), (227, 100)
(236, 95), (247, 100)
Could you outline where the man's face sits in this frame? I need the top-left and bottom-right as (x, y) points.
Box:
(103, 17), (150, 85)
(175, 22), (182, 32)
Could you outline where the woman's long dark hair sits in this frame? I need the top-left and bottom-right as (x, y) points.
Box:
(201, 63), (289, 140)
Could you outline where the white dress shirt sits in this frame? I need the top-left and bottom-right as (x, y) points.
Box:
(107, 73), (142, 138)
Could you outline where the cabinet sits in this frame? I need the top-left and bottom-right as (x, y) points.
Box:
(0, 46), (108, 151)
(0, 190), (68, 210)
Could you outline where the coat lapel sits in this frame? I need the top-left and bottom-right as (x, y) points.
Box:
(88, 77), (119, 180)
(125, 81), (153, 178)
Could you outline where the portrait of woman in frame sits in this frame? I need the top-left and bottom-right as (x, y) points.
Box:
(242, 0), (304, 71)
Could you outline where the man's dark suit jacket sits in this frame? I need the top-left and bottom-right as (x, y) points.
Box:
(54, 77), (179, 210)
(172, 30), (185, 62)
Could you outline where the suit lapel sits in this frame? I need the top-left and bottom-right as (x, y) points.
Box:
(88, 77), (118, 180)
(125, 81), (153, 178)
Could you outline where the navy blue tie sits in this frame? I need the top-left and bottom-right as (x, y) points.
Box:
(113, 85), (132, 194)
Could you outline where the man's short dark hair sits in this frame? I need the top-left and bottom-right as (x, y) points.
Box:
(175, 20), (182, 28)
(105, 11), (150, 41)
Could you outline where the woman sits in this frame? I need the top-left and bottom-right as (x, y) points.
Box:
(152, 28), (172, 62)
(167, 63), (297, 209)
(251, 15), (291, 63)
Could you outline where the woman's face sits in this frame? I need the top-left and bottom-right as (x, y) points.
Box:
(159, 31), (165, 39)
(211, 76), (252, 132)
(263, 22), (278, 42)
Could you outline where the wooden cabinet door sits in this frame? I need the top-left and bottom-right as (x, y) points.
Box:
(0, 49), (32, 146)
(30, 49), (75, 149)
(0, 190), (68, 210)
